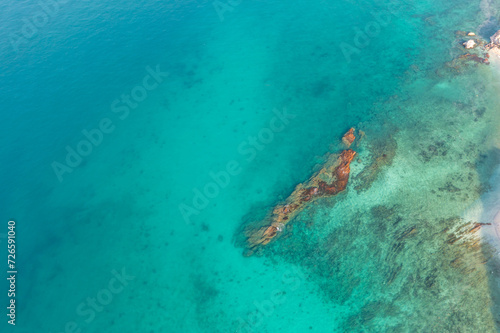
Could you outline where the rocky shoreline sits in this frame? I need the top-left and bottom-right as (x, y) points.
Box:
(456, 29), (500, 65)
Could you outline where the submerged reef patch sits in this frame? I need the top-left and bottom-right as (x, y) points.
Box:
(352, 130), (398, 193)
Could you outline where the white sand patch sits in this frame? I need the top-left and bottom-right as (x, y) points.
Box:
(462, 51), (500, 250)
(463, 165), (500, 251)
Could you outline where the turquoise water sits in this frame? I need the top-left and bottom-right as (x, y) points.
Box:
(2, 0), (500, 332)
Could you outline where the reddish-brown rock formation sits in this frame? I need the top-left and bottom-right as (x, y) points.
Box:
(242, 134), (357, 256)
(444, 53), (490, 72)
(342, 128), (356, 147)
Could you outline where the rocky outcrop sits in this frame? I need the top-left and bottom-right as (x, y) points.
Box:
(342, 128), (356, 147)
(490, 30), (500, 45)
(241, 130), (358, 256)
(463, 39), (476, 49)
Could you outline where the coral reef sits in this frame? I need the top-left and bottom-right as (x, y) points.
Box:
(463, 40), (476, 49)
(342, 128), (356, 147)
(444, 53), (490, 73)
(353, 132), (398, 192)
(439, 32), (495, 75)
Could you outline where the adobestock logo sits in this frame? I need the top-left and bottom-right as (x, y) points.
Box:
(339, 2), (407, 63)
(179, 108), (296, 225)
(50, 267), (135, 333)
(213, 0), (243, 21)
(236, 267), (306, 332)
(51, 119), (116, 182)
(51, 65), (168, 182)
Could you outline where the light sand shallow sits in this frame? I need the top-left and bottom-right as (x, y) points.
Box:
(471, 46), (500, 250)
(455, 45), (500, 253)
